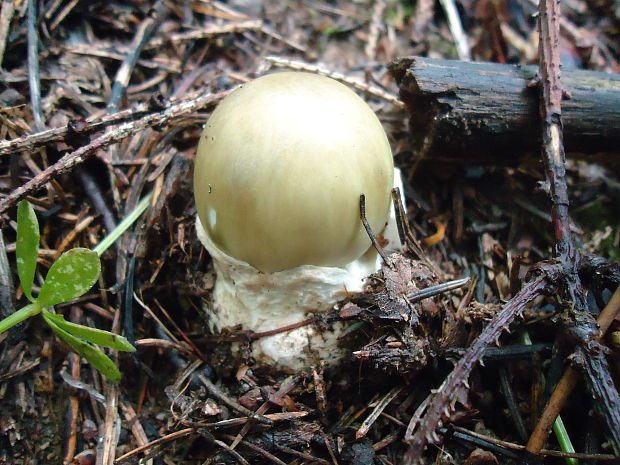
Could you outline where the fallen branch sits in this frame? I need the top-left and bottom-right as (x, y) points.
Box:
(388, 56), (620, 164)
(528, 0), (620, 456)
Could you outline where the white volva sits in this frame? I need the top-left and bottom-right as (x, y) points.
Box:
(194, 71), (400, 371)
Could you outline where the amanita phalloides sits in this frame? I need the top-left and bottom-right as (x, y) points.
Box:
(194, 71), (402, 371)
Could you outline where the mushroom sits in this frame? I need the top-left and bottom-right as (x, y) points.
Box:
(194, 71), (402, 371)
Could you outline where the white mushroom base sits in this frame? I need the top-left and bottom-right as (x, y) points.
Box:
(197, 170), (404, 372)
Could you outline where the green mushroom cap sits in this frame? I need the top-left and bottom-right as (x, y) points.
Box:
(194, 71), (394, 273)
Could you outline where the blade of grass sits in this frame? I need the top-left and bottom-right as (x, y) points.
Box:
(92, 192), (153, 256)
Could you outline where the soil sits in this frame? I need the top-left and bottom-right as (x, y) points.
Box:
(0, 1), (619, 464)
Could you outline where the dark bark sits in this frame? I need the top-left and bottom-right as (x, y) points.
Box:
(389, 56), (620, 164)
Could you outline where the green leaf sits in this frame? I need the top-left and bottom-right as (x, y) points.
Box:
(43, 311), (135, 352)
(16, 200), (40, 302)
(37, 248), (101, 307)
(43, 311), (121, 382)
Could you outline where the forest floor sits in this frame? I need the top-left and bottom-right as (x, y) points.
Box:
(0, 0), (619, 464)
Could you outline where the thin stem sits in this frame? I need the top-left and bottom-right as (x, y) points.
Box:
(0, 302), (41, 333)
(92, 192), (152, 256)
(359, 193), (391, 267)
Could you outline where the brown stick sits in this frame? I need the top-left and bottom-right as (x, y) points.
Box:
(526, 285), (620, 454)
(403, 266), (562, 464)
(528, 0), (620, 455)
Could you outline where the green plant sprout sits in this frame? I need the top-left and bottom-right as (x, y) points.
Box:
(0, 200), (135, 382)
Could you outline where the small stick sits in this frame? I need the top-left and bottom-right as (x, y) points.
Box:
(229, 376), (298, 450)
(247, 317), (317, 340)
(263, 56), (404, 108)
(120, 402), (154, 465)
(107, 0), (168, 114)
(406, 277), (469, 303)
(274, 443), (331, 465)
(49, 0), (78, 30)
(146, 20), (263, 48)
(75, 167), (117, 235)
(181, 412), (308, 430)
(453, 426), (618, 461)
(534, 0), (620, 453)
(391, 187), (432, 268)
(312, 365), (329, 425)
(356, 386), (403, 439)
(210, 438), (250, 465)
(0, 91), (207, 157)
(198, 374), (273, 426)
(134, 338), (193, 354)
(63, 352), (80, 464)
(360, 194), (392, 267)
(403, 269), (560, 464)
(221, 434), (287, 465)
(0, 357), (39, 383)
(114, 427), (194, 463)
(526, 284), (620, 455)
(365, 0), (386, 59)
(498, 365), (528, 443)
(321, 431), (340, 465)
(438, 0), (471, 61)
(27, 0), (44, 131)
(98, 383), (121, 465)
(0, 0), (16, 67)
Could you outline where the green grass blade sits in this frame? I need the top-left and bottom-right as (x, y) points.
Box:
(43, 311), (135, 352)
(0, 303), (41, 333)
(16, 201), (40, 302)
(43, 311), (121, 382)
(37, 248), (101, 307)
(92, 192), (152, 256)
(553, 415), (578, 465)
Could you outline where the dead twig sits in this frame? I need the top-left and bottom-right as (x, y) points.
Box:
(526, 284), (620, 455)
(198, 374), (273, 426)
(365, 0), (386, 60)
(0, 101), (170, 157)
(114, 428), (194, 463)
(360, 193), (392, 267)
(403, 265), (562, 464)
(356, 386), (403, 439)
(452, 426), (618, 461)
(107, 0), (169, 114)
(0, 89), (230, 217)
(263, 56), (404, 108)
(98, 383), (121, 465)
(146, 20), (263, 48)
(528, 0), (620, 455)
(62, 352), (80, 464)
(438, 0), (471, 61)
(27, 0), (44, 131)
(0, 0), (15, 67)
(221, 434), (287, 465)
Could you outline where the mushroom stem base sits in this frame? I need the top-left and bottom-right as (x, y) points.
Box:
(196, 169), (405, 372)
